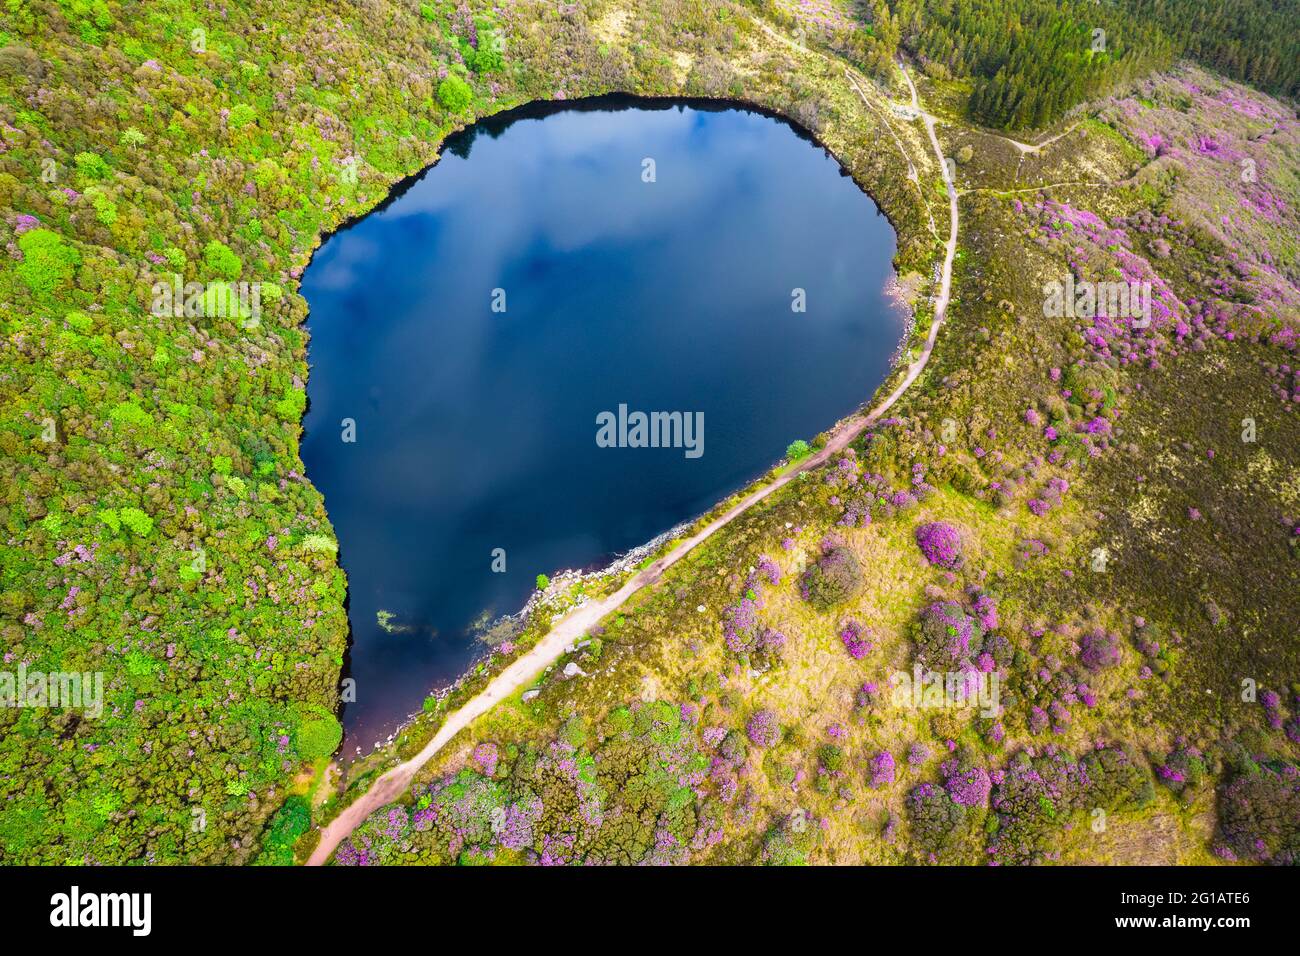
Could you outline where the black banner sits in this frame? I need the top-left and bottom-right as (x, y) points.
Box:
(1, 864), (1283, 941)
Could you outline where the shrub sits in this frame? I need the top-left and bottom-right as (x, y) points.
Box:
(761, 811), (815, 865)
(868, 750), (896, 788)
(786, 439), (810, 461)
(719, 729), (749, 765)
(74, 150), (110, 180)
(473, 27), (504, 73)
(471, 742), (499, 776)
(437, 75), (473, 112)
(203, 240), (243, 280)
(945, 766), (992, 808)
(300, 534), (337, 553)
(914, 521), (963, 568)
(297, 715), (343, 760)
(721, 594), (760, 653)
(987, 750), (1086, 864)
(118, 507), (153, 536)
(755, 627), (787, 666)
(746, 709), (781, 748)
(228, 104), (257, 129)
(1079, 628), (1122, 671)
(1215, 763), (1300, 864)
(915, 601), (983, 667)
(108, 401), (152, 429)
(96, 509), (121, 533)
(838, 618), (874, 659)
(1155, 744), (1207, 800)
(906, 783), (970, 860)
(256, 795), (311, 865)
(818, 744), (845, 773)
(16, 228), (80, 297)
(800, 541), (863, 610)
(560, 716), (587, 748)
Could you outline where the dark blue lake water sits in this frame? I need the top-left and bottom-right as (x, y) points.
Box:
(301, 96), (903, 750)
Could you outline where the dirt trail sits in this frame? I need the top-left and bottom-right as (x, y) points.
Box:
(306, 59), (960, 868)
(1002, 122), (1082, 155)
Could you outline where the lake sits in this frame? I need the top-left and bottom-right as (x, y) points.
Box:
(301, 95), (904, 750)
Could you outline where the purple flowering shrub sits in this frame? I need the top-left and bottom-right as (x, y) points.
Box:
(1214, 762), (1300, 865)
(721, 592), (760, 655)
(1079, 628), (1123, 671)
(944, 764), (992, 809)
(902, 749), (993, 862)
(971, 591), (999, 630)
(335, 805), (415, 866)
(718, 728), (749, 765)
(988, 745), (1153, 865)
(746, 708), (782, 748)
(800, 534), (863, 610)
(822, 451), (930, 528)
(1155, 743), (1207, 802)
(868, 749), (896, 789)
(855, 681), (881, 711)
(914, 600), (985, 669)
(471, 742), (499, 777)
(1260, 689), (1284, 730)
(979, 630), (1013, 670)
(914, 521), (963, 568)
(1021, 644), (1106, 737)
(838, 618), (874, 659)
(1028, 705), (1049, 735)
(721, 558), (787, 666)
(337, 698), (721, 865)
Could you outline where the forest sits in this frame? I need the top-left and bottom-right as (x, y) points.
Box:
(813, 0), (1300, 130)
